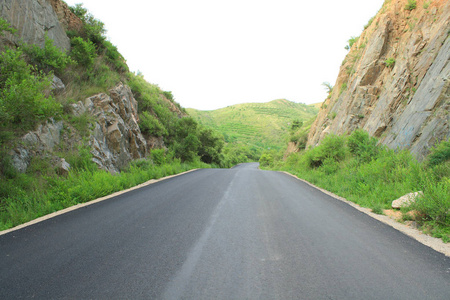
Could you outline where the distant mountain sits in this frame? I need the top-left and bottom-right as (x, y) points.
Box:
(187, 99), (319, 152)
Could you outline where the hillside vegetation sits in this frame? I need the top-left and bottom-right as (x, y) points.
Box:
(188, 99), (318, 160)
(0, 3), (228, 230)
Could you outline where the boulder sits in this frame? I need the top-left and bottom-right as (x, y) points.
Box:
(392, 191), (423, 209)
(56, 158), (70, 176)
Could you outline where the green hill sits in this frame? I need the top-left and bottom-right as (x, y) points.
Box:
(187, 99), (319, 154)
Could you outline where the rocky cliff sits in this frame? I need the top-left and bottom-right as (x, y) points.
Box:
(307, 0), (449, 161)
(10, 83), (155, 174)
(0, 0), (73, 51)
(3, 0), (179, 174)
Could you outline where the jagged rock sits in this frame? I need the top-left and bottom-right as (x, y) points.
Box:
(71, 83), (148, 173)
(9, 82), (152, 174)
(392, 191), (423, 209)
(0, 0), (70, 51)
(307, 0), (450, 161)
(9, 119), (64, 173)
(51, 75), (65, 94)
(48, 0), (83, 34)
(9, 147), (30, 173)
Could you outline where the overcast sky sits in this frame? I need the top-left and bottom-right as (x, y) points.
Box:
(63, 0), (385, 110)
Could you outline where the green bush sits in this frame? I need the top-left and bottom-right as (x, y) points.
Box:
(345, 36), (359, 50)
(102, 40), (128, 73)
(305, 134), (347, 168)
(0, 17), (17, 36)
(384, 57), (396, 68)
(0, 48), (61, 129)
(405, 0), (417, 11)
(69, 4), (105, 46)
(427, 139), (450, 167)
(347, 129), (379, 162)
(70, 37), (97, 70)
(151, 149), (166, 165)
(139, 111), (167, 137)
(22, 35), (74, 74)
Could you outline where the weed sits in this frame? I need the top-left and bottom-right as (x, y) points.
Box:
(385, 57), (396, 68)
(405, 0), (417, 11)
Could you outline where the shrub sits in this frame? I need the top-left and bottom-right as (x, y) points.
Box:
(70, 4), (106, 46)
(0, 48), (61, 129)
(22, 35), (74, 74)
(344, 36), (359, 50)
(427, 139), (450, 167)
(139, 111), (167, 137)
(347, 129), (379, 162)
(151, 149), (166, 165)
(0, 17), (17, 36)
(384, 57), (396, 68)
(101, 40), (128, 73)
(70, 37), (97, 70)
(405, 0), (417, 11)
(305, 134), (346, 168)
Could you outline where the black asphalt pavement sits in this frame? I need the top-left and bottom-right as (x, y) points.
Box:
(1, 163), (449, 299)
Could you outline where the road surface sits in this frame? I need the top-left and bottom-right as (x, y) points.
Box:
(1, 163), (449, 299)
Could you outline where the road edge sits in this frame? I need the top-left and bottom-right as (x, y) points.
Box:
(281, 171), (450, 257)
(0, 169), (199, 236)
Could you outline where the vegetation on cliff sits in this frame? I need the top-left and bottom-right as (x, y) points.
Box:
(0, 4), (229, 230)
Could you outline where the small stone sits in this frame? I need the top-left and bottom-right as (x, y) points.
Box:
(57, 158), (70, 176)
(392, 191), (423, 209)
(51, 75), (65, 94)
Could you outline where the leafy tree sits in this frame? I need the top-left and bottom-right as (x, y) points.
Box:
(197, 128), (224, 165)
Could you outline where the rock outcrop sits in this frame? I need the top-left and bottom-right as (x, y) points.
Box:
(10, 118), (64, 173)
(71, 83), (148, 173)
(307, 0), (450, 161)
(0, 0), (70, 51)
(11, 83), (155, 174)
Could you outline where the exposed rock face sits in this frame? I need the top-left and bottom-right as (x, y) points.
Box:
(0, 0), (70, 51)
(10, 83), (154, 174)
(48, 0), (83, 34)
(307, 0), (450, 161)
(9, 118), (64, 173)
(71, 83), (148, 173)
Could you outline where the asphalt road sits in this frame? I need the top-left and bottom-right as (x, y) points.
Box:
(1, 163), (449, 299)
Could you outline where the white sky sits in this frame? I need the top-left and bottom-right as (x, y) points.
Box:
(63, 0), (385, 110)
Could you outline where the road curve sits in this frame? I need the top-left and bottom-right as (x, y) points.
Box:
(1, 163), (449, 299)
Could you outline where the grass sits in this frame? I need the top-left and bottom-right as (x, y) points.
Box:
(262, 132), (450, 242)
